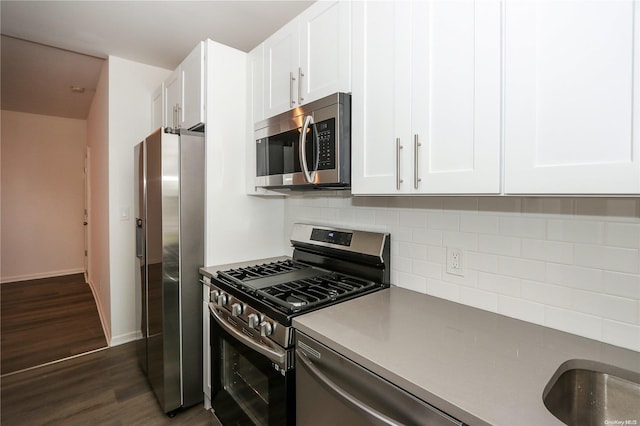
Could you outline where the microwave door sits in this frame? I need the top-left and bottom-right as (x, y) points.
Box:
(299, 115), (320, 184)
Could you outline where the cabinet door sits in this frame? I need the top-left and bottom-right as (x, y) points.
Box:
(504, 0), (640, 194)
(264, 22), (300, 117)
(248, 43), (265, 125)
(411, 0), (501, 194)
(181, 41), (205, 130)
(164, 68), (180, 129)
(151, 83), (165, 131)
(351, 0), (412, 195)
(299, 0), (351, 105)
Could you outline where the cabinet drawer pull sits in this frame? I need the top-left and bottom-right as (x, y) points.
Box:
(414, 134), (422, 189)
(396, 138), (403, 190)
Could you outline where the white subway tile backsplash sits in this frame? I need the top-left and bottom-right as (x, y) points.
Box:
(413, 229), (443, 246)
(497, 296), (545, 325)
(413, 260), (442, 280)
(442, 197), (478, 212)
(284, 194), (640, 353)
(460, 214), (499, 234)
(546, 264), (603, 293)
(399, 210), (427, 228)
(459, 287), (498, 312)
(522, 198), (574, 216)
(442, 231), (478, 251)
(478, 197), (521, 214)
(375, 209), (399, 226)
(521, 280), (573, 310)
(427, 246), (447, 264)
(602, 319), (640, 352)
(466, 252), (499, 273)
(397, 272), (427, 294)
(575, 198), (639, 221)
(478, 272), (521, 297)
(398, 242), (427, 261)
(545, 307), (602, 341)
(498, 257), (546, 281)
(521, 239), (573, 264)
(428, 212), (460, 231)
(572, 290), (638, 324)
(574, 244), (639, 274)
(603, 271), (640, 299)
(499, 216), (546, 239)
(605, 223), (640, 248)
(427, 279), (459, 302)
(478, 234), (521, 256)
(546, 219), (604, 244)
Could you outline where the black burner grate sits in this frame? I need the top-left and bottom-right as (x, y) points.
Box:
(258, 273), (377, 312)
(221, 259), (301, 282)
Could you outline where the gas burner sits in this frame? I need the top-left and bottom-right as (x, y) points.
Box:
(219, 259), (302, 283)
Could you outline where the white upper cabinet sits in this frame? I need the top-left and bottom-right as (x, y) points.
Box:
(163, 41), (205, 131)
(298, 0), (351, 105)
(352, 0), (502, 195)
(180, 41), (205, 130)
(264, 0), (351, 117)
(504, 0), (640, 194)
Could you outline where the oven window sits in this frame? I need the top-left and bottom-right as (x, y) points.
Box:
(222, 340), (269, 425)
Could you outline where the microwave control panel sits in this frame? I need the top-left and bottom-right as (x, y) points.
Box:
(316, 118), (335, 170)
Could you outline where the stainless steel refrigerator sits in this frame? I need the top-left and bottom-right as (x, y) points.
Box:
(134, 128), (204, 414)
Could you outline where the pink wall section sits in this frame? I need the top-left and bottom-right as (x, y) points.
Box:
(1, 110), (87, 282)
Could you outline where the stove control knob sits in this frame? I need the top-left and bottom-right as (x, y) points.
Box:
(259, 321), (273, 337)
(247, 313), (260, 329)
(210, 290), (220, 302)
(216, 293), (228, 307)
(231, 303), (244, 317)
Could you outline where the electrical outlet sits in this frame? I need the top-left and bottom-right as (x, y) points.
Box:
(446, 247), (464, 276)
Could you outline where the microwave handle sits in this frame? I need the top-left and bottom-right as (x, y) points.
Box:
(299, 115), (318, 183)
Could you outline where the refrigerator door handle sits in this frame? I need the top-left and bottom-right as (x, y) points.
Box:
(136, 218), (143, 259)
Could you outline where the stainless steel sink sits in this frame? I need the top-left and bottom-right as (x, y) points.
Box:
(543, 359), (640, 426)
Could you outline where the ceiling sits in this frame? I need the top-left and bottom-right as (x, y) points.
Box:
(0, 1), (315, 119)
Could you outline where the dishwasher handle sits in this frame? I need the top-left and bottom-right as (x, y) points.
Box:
(296, 348), (402, 426)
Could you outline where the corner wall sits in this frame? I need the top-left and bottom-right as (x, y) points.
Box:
(107, 56), (170, 345)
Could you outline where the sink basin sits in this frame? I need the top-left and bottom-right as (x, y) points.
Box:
(543, 359), (640, 426)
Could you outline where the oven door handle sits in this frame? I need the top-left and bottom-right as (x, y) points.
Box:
(296, 348), (402, 426)
(209, 303), (287, 365)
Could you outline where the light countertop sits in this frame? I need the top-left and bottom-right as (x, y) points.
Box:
(293, 287), (640, 426)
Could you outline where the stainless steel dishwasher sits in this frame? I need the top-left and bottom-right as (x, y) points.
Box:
(295, 332), (465, 426)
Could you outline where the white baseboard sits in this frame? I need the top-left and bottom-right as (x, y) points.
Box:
(1, 268), (85, 284)
(86, 279), (111, 345)
(110, 331), (142, 347)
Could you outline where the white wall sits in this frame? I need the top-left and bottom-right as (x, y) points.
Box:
(204, 40), (285, 266)
(107, 56), (171, 346)
(87, 60), (111, 341)
(284, 194), (640, 352)
(1, 111), (86, 282)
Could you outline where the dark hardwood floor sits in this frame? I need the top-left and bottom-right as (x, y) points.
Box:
(1, 273), (107, 375)
(0, 341), (216, 425)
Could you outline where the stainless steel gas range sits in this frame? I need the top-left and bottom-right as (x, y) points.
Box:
(200, 223), (390, 426)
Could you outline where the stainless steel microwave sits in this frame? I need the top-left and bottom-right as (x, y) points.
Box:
(255, 92), (351, 190)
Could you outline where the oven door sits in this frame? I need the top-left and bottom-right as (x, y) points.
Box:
(209, 305), (294, 426)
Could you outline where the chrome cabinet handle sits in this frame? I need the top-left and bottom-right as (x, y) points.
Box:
(414, 134), (422, 189)
(209, 303), (286, 365)
(299, 115), (318, 183)
(296, 349), (402, 426)
(289, 72), (296, 108)
(176, 104), (182, 129)
(298, 67), (304, 105)
(396, 138), (403, 190)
